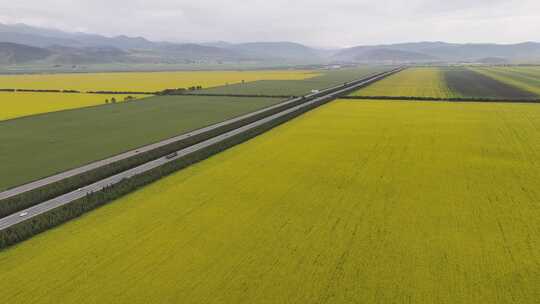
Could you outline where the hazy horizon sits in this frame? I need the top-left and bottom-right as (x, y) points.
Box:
(1, 0), (539, 48)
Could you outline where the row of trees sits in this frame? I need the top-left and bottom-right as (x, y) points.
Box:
(158, 86), (203, 95)
(105, 96), (137, 104)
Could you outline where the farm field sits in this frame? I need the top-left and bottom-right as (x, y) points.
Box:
(193, 67), (387, 96)
(504, 66), (540, 79)
(0, 92), (140, 121)
(0, 95), (279, 191)
(0, 67), (388, 189)
(1, 100), (539, 303)
(472, 67), (540, 96)
(444, 67), (539, 99)
(0, 68), (375, 120)
(349, 67), (458, 98)
(0, 70), (320, 92)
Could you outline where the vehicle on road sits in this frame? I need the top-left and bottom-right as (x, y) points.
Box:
(165, 152), (178, 159)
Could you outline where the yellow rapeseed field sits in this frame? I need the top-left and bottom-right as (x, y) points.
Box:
(351, 67), (459, 98)
(1, 100), (539, 303)
(0, 70), (318, 120)
(0, 70), (319, 92)
(0, 92), (137, 121)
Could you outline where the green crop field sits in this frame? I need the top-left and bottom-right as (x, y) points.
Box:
(2, 100), (539, 303)
(444, 67), (538, 99)
(193, 67), (387, 96)
(0, 67), (388, 123)
(350, 67), (459, 98)
(0, 95), (279, 190)
(505, 66), (540, 79)
(472, 67), (540, 96)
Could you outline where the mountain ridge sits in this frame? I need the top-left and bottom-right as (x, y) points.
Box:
(1, 23), (540, 65)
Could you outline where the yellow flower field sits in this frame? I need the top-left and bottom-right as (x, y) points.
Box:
(0, 92), (138, 121)
(0, 70), (319, 92)
(351, 67), (459, 98)
(1, 100), (539, 303)
(0, 70), (318, 120)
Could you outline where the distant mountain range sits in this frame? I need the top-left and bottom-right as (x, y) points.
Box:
(333, 42), (540, 63)
(1, 23), (540, 66)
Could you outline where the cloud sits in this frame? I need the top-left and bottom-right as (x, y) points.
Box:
(0, 0), (538, 47)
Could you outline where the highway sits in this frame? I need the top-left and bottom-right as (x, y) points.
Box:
(0, 95), (305, 200)
(0, 67), (404, 233)
(0, 68), (403, 206)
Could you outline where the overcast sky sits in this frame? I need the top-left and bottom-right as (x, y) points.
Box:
(0, 0), (539, 47)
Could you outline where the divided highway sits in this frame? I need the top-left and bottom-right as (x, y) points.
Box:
(0, 67), (405, 239)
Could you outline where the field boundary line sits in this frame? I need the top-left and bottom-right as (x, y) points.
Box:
(342, 95), (540, 104)
(168, 93), (291, 98)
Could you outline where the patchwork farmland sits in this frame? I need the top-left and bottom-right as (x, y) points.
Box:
(0, 70), (320, 120)
(0, 70), (319, 92)
(0, 68), (400, 227)
(1, 65), (540, 303)
(349, 66), (540, 100)
(0, 95), (280, 190)
(0, 67), (385, 191)
(192, 67), (388, 96)
(1, 100), (539, 303)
